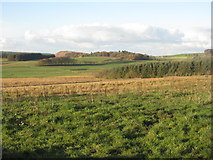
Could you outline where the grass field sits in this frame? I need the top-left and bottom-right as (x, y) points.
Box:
(163, 53), (203, 58)
(2, 53), (205, 78)
(159, 53), (204, 61)
(2, 59), (155, 78)
(2, 75), (212, 159)
(2, 53), (212, 159)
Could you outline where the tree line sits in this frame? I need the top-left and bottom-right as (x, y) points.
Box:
(1, 51), (55, 61)
(88, 51), (154, 60)
(97, 59), (211, 79)
(56, 50), (155, 61)
(38, 57), (77, 66)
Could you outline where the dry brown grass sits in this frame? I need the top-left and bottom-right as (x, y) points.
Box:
(0, 58), (8, 61)
(2, 75), (211, 99)
(2, 76), (101, 87)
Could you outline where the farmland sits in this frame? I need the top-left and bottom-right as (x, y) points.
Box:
(1, 52), (199, 78)
(2, 58), (155, 78)
(1, 53), (212, 159)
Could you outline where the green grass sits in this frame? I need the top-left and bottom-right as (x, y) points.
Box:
(159, 53), (204, 61)
(2, 59), (157, 78)
(164, 53), (203, 57)
(1, 61), (10, 64)
(3, 90), (212, 159)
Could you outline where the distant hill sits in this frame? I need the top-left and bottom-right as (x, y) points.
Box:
(55, 50), (155, 61)
(55, 51), (86, 58)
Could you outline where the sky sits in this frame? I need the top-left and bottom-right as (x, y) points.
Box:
(0, 1), (211, 56)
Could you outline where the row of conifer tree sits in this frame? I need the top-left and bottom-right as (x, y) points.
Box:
(97, 59), (211, 79)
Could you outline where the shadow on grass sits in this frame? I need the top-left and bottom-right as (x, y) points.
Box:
(37, 60), (139, 67)
(2, 148), (150, 160)
(2, 148), (69, 160)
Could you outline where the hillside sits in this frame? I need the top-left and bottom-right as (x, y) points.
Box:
(2, 51), (210, 78)
(159, 52), (210, 61)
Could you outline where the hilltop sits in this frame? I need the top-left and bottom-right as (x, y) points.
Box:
(55, 50), (154, 61)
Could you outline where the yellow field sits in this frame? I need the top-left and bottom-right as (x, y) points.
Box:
(3, 75), (211, 100)
(3, 76), (101, 87)
(0, 58), (8, 61)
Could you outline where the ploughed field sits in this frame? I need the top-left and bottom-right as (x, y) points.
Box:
(2, 75), (212, 159)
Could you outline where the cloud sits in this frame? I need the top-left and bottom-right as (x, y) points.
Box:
(0, 38), (6, 49)
(1, 23), (210, 55)
(24, 30), (38, 41)
(30, 24), (184, 44)
(24, 30), (56, 44)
